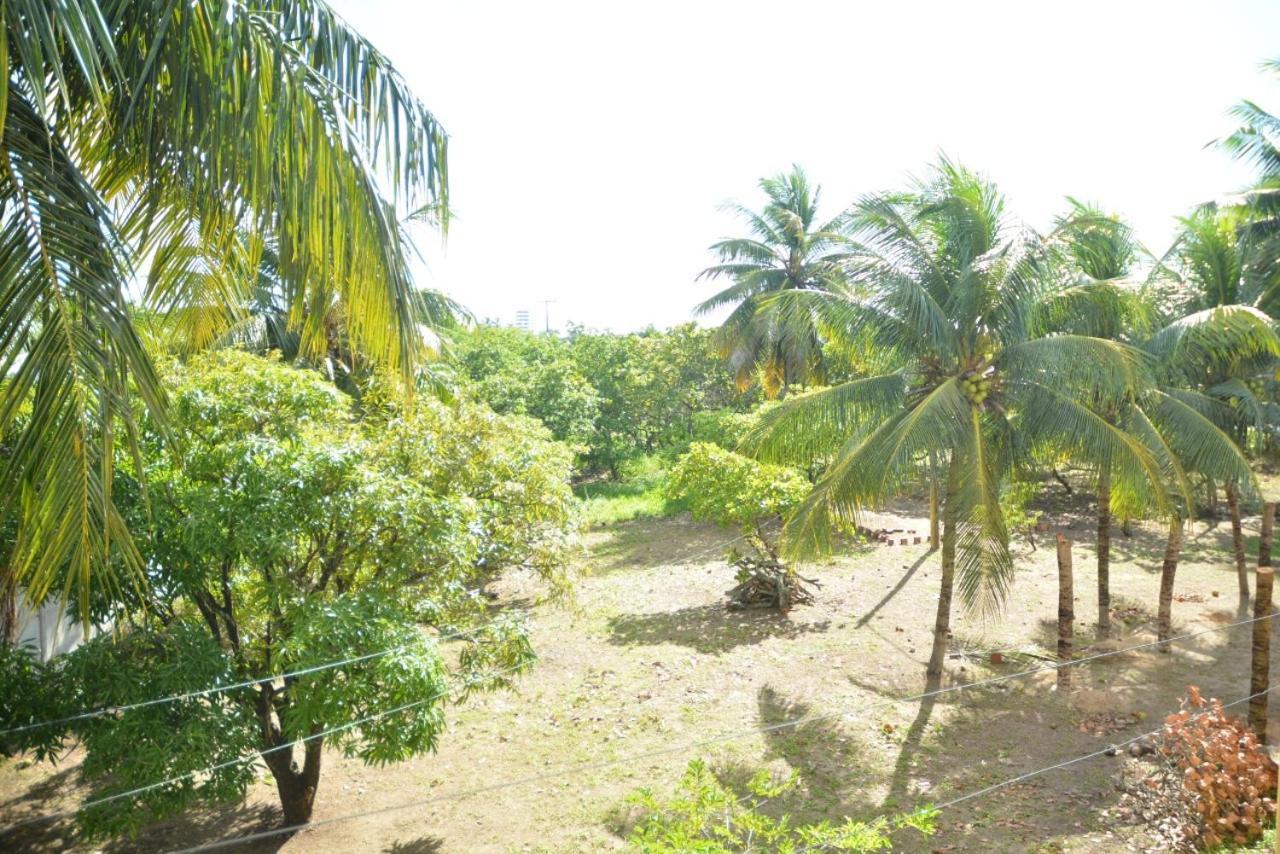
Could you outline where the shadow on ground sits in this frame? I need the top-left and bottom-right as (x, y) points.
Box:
(587, 517), (735, 576)
(606, 604), (831, 654)
(824, 612), (1258, 852)
(383, 836), (445, 853)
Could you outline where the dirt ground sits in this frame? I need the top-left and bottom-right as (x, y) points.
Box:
(2, 492), (1277, 852)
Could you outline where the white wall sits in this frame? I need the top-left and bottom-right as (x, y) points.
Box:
(13, 591), (107, 662)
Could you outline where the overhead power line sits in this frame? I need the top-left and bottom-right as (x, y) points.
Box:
(167, 611), (1277, 853)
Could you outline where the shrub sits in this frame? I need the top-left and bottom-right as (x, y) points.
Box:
(666, 443), (812, 609)
(624, 758), (935, 852)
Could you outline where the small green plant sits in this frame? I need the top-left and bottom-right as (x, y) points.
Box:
(999, 479), (1043, 548)
(624, 758), (935, 852)
(666, 443), (813, 609)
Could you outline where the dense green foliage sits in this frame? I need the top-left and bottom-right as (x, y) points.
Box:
(453, 325), (602, 451)
(456, 323), (752, 476)
(0, 0), (452, 616)
(626, 758), (935, 852)
(0, 352), (578, 836)
(667, 443), (808, 538)
(667, 443), (812, 608)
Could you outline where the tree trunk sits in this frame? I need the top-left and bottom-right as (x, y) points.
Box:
(0, 568), (17, 647)
(1228, 484), (1249, 600)
(1097, 465), (1112, 640)
(928, 481), (940, 551)
(1157, 515), (1184, 652)
(1261, 502), (1276, 568)
(926, 462), (960, 692)
(1056, 533), (1074, 691)
(257, 690), (323, 826)
(1250, 567), (1274, 743)
(263, 738), (323, 825)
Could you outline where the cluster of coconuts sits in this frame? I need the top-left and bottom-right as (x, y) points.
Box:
(1247, 377), (1268, 397)
(961, 368), (996, 406)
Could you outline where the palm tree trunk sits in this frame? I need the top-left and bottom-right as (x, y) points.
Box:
(928, 481), (940, 551)
(1097, 465), (1112, 640)
(926, 461), (960, 691)
(1260, 502), (1276, 568)
(1228, 483), (1249, 601)
(1157, 515), (1185, 652)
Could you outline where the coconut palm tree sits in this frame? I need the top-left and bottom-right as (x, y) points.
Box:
(696, 166), (855, 398)
(743, 159), (1169, 690)
(1137, 304), (1277, 643)
(144, 232), (467, 397)
(1050, 201), (1151, 639)
(0, 1), (449, 620)
(1156, 209), (1280, 591)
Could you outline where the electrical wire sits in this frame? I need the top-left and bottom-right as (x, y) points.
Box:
(0, 621), (501, 738)
(934, 683), (1278, 810)
(5, 659), (531, 832)
(167, 610), (1279, 853)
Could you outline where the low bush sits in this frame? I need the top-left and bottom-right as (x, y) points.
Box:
(666, 443), (813, 609)
(624, 758), (935, 852)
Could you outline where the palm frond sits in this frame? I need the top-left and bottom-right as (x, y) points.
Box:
(742, 373), (907, 465)
(782, 379), (971, 558)
(952, 409), (1012, 614)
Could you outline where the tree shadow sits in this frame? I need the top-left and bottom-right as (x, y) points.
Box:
(855, 552), (932, 629)
(746, 686), (882, 822)
(835, 614), (1263, 851)
(104, 802), (287, 853)
(0, 761), (78, 811)
(383, 837), (445, 853)
(587, 517), (734, 576)
(606, 604), (830, 655)
(0, 795), (286, 854)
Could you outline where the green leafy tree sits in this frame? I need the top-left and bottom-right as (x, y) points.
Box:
(569, 330), (669, 475)
(455, 326), (601, 455)
(2, 352), (578, 837)
(666, 443), (811, 609)
(625, 758), (935, 852)
(744, 159), (1167, 688)
(696, 166), (855, 398)
(0, 0), (450, 622)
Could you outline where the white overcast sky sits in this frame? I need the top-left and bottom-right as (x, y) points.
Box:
(331, 0), (1280, 332)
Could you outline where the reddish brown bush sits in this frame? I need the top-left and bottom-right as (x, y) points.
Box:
(1157, 686), (1277, 847)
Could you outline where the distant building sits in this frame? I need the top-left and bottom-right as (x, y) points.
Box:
(514, 309), (531, 330)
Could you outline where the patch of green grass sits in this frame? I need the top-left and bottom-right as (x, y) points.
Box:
(1211, 826), (1274, 851)
(575, 455), (684, 526)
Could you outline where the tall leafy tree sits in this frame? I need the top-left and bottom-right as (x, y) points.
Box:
(0, 1), (449, 618)
(1050, 201), (1149, 638)
(1156, 209), (1280, 593)
(1136, 306), (1276, 644)
(743, 160), (1166, 689)
(2, 352), (579, 835)
(696, 166), (854, 397)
